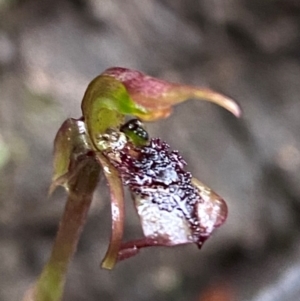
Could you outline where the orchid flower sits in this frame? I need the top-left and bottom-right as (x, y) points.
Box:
(79, 67), (240, 269)
(24, 67), (240, 301)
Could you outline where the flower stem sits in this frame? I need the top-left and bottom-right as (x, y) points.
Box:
(23, 156), (101, 301)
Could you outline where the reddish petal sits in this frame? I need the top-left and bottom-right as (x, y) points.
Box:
(97, 152), (125, 270)
(103, 67), (241, 120)
(192, 178), (228, 237)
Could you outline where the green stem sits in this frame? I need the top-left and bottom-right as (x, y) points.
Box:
(24, 156), (101, 301)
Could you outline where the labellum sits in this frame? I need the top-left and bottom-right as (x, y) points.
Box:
(100, 120), (227, 262)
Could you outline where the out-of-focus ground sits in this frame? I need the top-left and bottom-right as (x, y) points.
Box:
(1, 1), (300, 300)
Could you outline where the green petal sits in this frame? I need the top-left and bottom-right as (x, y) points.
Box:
(81, 75), (148, 151)
(50, 118), (93, 195)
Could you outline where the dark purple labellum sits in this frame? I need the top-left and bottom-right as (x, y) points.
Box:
(109, 138), (227, 248)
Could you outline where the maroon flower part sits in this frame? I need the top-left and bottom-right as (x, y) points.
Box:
(103, 134), (228, 259)
(102, 67), (241, 120)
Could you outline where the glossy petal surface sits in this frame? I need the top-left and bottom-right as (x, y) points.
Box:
(97, 152), (125, 270)
(192, 178), (228, 238)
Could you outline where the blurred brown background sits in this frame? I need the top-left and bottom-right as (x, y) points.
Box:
(1, 1), (300, 300)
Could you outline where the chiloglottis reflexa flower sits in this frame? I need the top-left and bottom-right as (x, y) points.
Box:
(52, 67), (240, 270)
